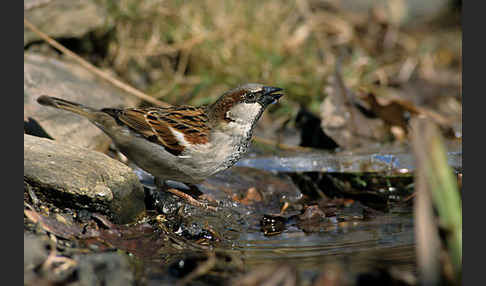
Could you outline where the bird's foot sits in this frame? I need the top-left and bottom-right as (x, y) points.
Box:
(155, 178), (217, 211)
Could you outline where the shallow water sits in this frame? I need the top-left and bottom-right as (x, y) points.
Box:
(237, 147), (462, 174)
(133, 143), (462, 283)
(225, 211), (414, 275)
(136, 210), (415, 285)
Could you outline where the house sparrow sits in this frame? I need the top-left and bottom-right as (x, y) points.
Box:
(37, 84), (283, 205)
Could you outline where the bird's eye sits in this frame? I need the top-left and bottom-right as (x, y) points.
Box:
(246, 93), (256, 101)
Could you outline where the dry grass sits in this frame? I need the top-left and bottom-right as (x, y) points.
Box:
(97, 0), (461, 119)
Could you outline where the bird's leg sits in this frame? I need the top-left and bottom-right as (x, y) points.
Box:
(154, 178), (217, 211)
(154, 177), (170, 191)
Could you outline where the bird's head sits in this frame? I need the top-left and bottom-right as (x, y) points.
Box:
(209, 83), (283, 127)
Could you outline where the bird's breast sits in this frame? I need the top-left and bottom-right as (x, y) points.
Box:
(182, 126), (253, 175)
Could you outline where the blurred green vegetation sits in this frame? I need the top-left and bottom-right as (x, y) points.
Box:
(93, 0), (461, 120)
(411, 117), (462, 284)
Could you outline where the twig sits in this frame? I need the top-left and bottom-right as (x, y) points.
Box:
(24, 18), (170, 107)
(166, 188), (218, 211)
(42, 234), (77, 277)
(25, 182), (39, 205)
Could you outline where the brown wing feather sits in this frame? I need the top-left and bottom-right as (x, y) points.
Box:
(153, 106), (210, 144)
(116, 109), (184, 156)
(115, 107), (210, 156)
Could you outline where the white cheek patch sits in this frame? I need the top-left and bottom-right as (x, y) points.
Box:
(224, 103), (262, 138)
(226, 103), (262, 125)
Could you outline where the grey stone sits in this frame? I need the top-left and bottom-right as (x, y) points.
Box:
(24, 134), (145, 224)
(74, 253), (134, 286)
(24, 52), (140, 150)
(24, 234), (48, 284)
(24, 0), (111, 45)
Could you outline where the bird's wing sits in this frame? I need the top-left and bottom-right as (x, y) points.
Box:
(114, 106), (210, 156)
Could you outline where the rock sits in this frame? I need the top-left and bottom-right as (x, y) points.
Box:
(24, 134), (145, 224)
(74, 253), (134, 286)
(24, 0), (111, 45)
(24, 52), (140, 151)
(24, 234), (48, 284)
(320, 75), (389, 149)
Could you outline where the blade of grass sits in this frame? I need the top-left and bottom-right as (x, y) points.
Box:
(411, 117), (462, 282)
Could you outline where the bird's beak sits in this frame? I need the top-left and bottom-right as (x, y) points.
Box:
(259, 86), (284, 106)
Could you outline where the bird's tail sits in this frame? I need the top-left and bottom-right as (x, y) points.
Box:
(37, 95), (99, 120)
